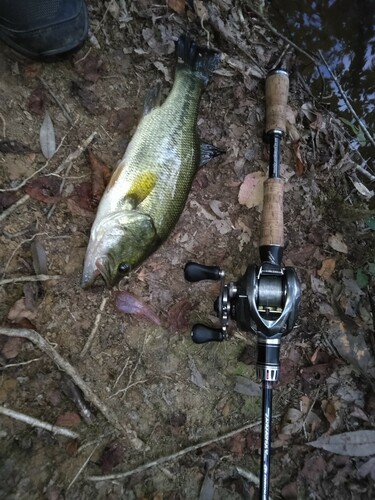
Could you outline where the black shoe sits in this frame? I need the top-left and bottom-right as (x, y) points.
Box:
(0, 0), (89, 60)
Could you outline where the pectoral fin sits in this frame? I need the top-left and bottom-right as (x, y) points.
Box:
(124, 171), (157, 208)
(200, 143), (225, 167)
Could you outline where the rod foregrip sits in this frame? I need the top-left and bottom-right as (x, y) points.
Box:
(260, 178), (284, 247)
(265, 69), (289, 134)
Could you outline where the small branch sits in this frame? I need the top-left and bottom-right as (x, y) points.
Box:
(0, 405), (79, 439)
(0, 358), (41, 370)
(47, 130), (97, 219)
(318, 50), (375, 149)
(0, 274), (60, 286)
(88, 417), (280, 482)
(0, 124), (75, 193)
(38, 77), (75, 126)
(0, 327), (144, 450)
(355, 164), (375, 183)
(80, 296), (108, 357)
(0, 194), (30, 224)
(67, 443), (100, 490)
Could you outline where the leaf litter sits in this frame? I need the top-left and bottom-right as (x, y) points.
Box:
(0, 1), (374, 498)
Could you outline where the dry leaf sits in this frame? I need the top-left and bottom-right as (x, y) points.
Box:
(25, 175), (62, 204)
(71, 81), (102, 115)
(108, 108), (136, 133)
(87, 150), (112, 205)
(189, 356), (206, 389)
(167, 0), (186, 15)
(309, 430), (375, 457)
(167, 299), (192, 331)
(115, 291), (161, 326)
(74, 53), (105, 82)
(1, 337), (24, 360)
(99, 441), (125, 473)
(194, 0), (208, 20)
(39, 111), (56, 159)
(31, 237), (48, 275)
(234, 376), (261, 397)
(321, 398), (341, 429)
(358, 457), (375, 480)
(55, 412), (81, 428)
(0, 192), (18, 212)
(317, 258), (336, 280)
(328, 233), (348, 254)
(7, 298), (37, 323)
(238, 171), (265, 209)
(292, 141), (305, 176)
(27, 87), (47, 115)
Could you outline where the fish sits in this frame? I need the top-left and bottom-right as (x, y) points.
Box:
(81, 34), (221, 288)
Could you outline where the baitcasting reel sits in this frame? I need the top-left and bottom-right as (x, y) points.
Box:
(184, 260), (301, 382)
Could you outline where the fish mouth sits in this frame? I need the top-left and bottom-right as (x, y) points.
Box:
(80, 258), (111, 289)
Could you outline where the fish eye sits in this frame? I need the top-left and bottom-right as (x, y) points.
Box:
(118, 262), (131, 274)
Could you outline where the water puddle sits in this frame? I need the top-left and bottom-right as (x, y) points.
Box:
(269, 0), (375, 161)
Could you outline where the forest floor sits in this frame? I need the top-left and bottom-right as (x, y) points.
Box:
(0, 1), (374, 499)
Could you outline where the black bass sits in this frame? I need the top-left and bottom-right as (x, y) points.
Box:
(81, 35), (221, 288)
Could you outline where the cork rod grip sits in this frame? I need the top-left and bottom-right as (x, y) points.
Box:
(265, 70), (289, 134)
(260, 178), (284, 247)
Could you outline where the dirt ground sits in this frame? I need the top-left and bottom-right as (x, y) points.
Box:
(0, 1), (374, 499)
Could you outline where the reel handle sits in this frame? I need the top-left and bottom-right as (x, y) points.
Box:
(184, 262), (223, 282)
(191, 324), (224, 343)
(265, 69), (289, 134)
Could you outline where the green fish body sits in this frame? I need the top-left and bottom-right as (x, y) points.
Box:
(81, 35), (221, 288)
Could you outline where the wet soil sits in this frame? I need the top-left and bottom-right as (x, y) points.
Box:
(0, 1), (374, 499)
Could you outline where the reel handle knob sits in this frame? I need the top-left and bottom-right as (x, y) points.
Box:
(184, 262), (223, 282)
(191, 324), (224, 343)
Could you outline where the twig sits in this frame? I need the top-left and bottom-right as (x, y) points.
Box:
(244, 4), (318, 66)
(0, 274), (60, 286)
(0, 405), (79, 439)
(318, 50), (375, 149)
(0, 327), (144, 450)
(0, 111), (6, 137)
(38, 77), (75, 126)
(116, 333), (148, 400)
(356, 164), (375, 183)
(80, 296), (109, 357)
(0, 358), (41, 370)
(0, 194), (30, 224)
(47, 130), (97, 219)
(0, 124), (75, 193)
(2, 232), (48, 279)
(67, 443), (100, 490)
(207, 3), (266, 78)
(88, 416), (280, 481)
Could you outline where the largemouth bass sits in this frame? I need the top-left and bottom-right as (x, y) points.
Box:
(81, 35), (221, 288)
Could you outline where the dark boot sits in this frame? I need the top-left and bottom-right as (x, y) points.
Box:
(0, 0), (89, 60)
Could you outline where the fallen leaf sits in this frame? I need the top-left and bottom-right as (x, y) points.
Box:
(142, 27), (174, 55)
(301, 454), (327, 483)
(301, 362), (338, 388)
(55, 412), (81, 428)
(0, 140), (32, 154)
(71, 81), (102, 115)
(292, 141), (305, 176)
(167, 299), (192, 331)
(0, 192), (18, 212)
(74, 53), (105, 82)
(115, 291), (161, 326)
(238, 171), (265, 209)
(27, 87), (47, 115)
(351, 178), (374, 199)
(328, 233), (348, 254)
(228, 434), (246, 456)
(234, 376), (261, 397)
(108, 108), (136, 134)
(99, 441), (125, 473)
(189, 356), (206, 389)
(25, 175), (62, 204)
(67, 182), (95, 216)
(310, 275), (327, 295)
(169, 412), (187, 434)
(31, 237), (48, 275)
(317, 258), (336, 280)
(301, 102), (316, 122)
(7, 298), (37, 323)
(39, 111), (56, 159)
(23, 63), (43, 79)
(358, 457), (375, 480)
(87, 150), (112, 206)
(245, 431), (261, 451)
(198, 474), (215, 500)
(280, 408), (304, 435)
(194, 0), (208, 20)
(321, 398), (341, 430)
(153, 61), (172, 83)
(309, 430), (375, 457)
(167, 0), (186, 15)
(1, 337), (24, 360)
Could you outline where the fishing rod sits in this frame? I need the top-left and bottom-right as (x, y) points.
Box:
(184, 69), (301, 499)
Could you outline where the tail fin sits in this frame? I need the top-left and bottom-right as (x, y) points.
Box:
(176, 34), (221, 86)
